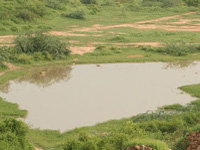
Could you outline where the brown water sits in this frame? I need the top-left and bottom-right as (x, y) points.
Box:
(0, 62), (200, 132)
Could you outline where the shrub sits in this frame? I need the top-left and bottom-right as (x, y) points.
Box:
(157, 42), (199, 56)
(63, 139), (82, 150)
(63, 10), (86, 20)
(0, 119), (33, 150)
(14, 32), (70, 60)
(45, 0), (64, 10)
(109, 36), (130, 42)
(162, 0), (183, 7)
(81, 0), (97, 5)
(81, 141), (96, 150)
(0, 47), (12, 61)
(13, 54), (33, 64)
(17, 10), (36, 21)
(184, 0), (200, 6)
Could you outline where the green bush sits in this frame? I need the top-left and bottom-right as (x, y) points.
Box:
(13, 54), (33, 64)
(17, 10), (36, 21)
(14, 32), (70, 60)
(63, 10), (86, 20)
(45, 0), (65, 10)
(157, 42), (199, 56)
(81, 0), (97, 5)
(0, 119), (33, 150)
(0, 47), (12, 62)
(162, 0), (183, 7)
(63, 139), (82, 150)
(81, 141), (96, 150)
(184, 0), (200, 6)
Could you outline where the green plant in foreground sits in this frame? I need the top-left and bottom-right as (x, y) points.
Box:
(0, 119), (33, 150)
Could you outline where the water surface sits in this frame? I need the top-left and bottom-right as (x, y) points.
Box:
(0, 62), (200, 132)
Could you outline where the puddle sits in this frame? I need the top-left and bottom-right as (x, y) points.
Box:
(0, 62), (200, 132)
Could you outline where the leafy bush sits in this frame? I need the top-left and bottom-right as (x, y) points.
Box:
(0, 119), (33, 150)
(63, 10), (86, 20)
(81, 0), (97, 5)
(81, 141), (97, 150)
(162, 0), (183, 7)
(184, 0), (200, 6)
(14, 32), (70, 60)
(0, 47), (12, 62)
(45, 0), (64, 10)
(109, 36), (130, 42)
(17, 10), (36, 21)
(13, 54), (33, 64)
(143, 42), (200, 56)
(63, 139), (82, 150)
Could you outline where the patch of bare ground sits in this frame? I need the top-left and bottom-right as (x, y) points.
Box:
(35, 147), (43, 150)
(70, 46), (96, 55)
(68, 40), (80, 44)
(0, 62), (19, 76)
(170, 19), (200, 25)
(128, 55), (144, 58)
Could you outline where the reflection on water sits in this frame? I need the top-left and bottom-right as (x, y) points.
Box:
(0, 62), (200, 132)
(18, 66), (72, 87)
(0, 66), (72, 93)
(164, 61), (196, 69)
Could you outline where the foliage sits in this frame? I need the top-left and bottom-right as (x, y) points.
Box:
(81, 0), (97, 5)
(62, 10), (86, 20)
(184, 0), (200, 6)
(180, 84), (200, 98)
(14, 32), (70, 61)
(0, 119), (33, 150)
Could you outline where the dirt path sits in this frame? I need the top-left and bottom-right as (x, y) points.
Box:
(0, 62), (19, 76)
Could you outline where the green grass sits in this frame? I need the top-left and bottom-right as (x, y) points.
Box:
(0, 97), (27, 121)
(180, 84), (200, 98)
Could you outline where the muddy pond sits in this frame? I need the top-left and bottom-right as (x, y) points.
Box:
(0, 62), (200, 132)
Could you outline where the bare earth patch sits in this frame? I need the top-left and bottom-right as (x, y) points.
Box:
(35, 147), (43, 150)
(70, 46), (96, 55)
(128, 55), (144, 58)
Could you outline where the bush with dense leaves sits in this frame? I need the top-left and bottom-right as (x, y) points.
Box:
(0, 119), (33, 150)
(81, 0), (97, 4)
(63, 10), (86, 20)
(14, 32), (70, 60)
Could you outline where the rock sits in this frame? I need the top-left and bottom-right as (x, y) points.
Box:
(96, 64), (101, 67)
